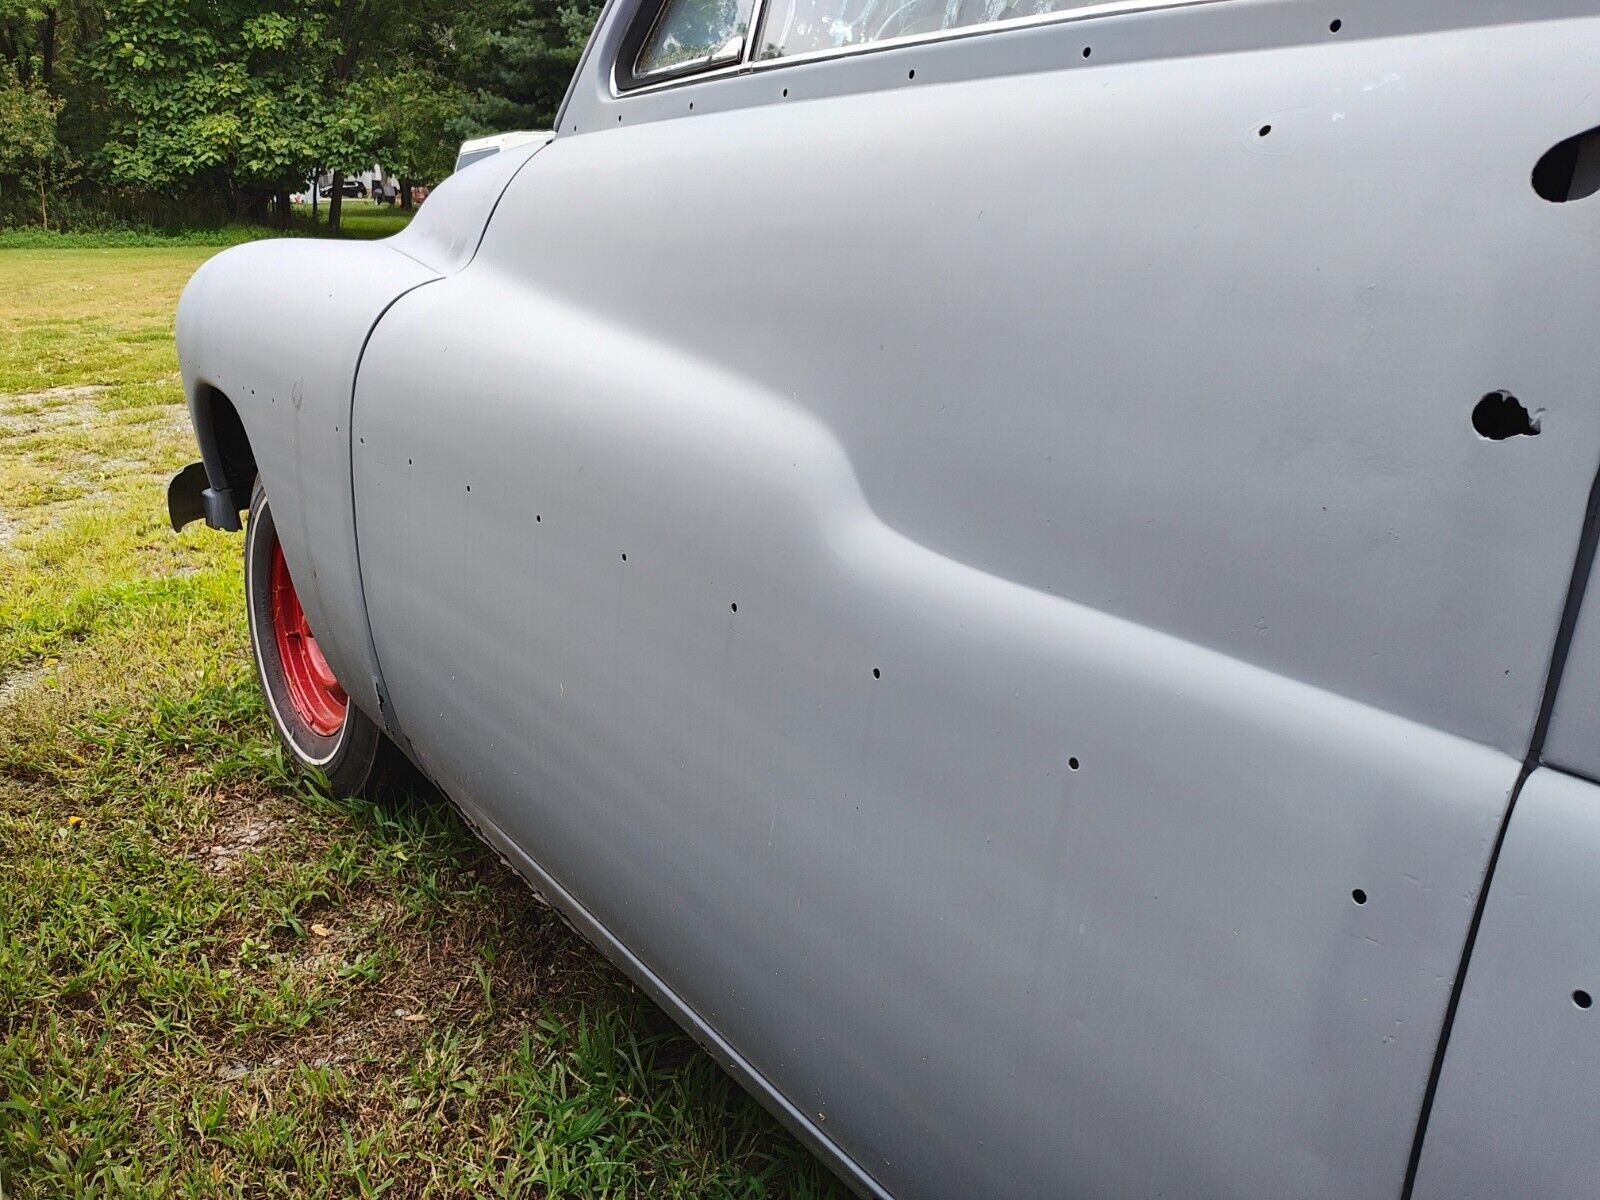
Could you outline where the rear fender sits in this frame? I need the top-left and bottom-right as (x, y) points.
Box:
(172, 142), (549, 723)
(176, 239), (440, 720)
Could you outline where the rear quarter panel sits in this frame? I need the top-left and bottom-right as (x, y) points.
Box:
(351, 3), (1599, 1196)
(177, 240), (439, 716)
(173, 143), (544, 718)
(1412, 769), (1600, 1200)
(351, 265), (1516, 1200)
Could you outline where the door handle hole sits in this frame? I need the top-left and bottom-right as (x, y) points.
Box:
(1534, 124), (1600, 203)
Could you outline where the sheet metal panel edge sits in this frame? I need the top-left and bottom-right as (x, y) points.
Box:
(1412, 768), (1600, 1200)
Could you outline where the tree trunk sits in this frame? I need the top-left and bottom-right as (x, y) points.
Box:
(39, 174), (48, 231)
(399, 178), (413, 212)
(276, 190), (291, 230)
(242, 189), (269, 224)
(328, 172), (344, 233)
(40, 10), (57, 86)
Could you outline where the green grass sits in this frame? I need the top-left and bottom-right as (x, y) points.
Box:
(0, 203), (414, 250)
(0, 249), (844, 1199)
(291, 203), (417, 241)
(0, 226), (284, 250)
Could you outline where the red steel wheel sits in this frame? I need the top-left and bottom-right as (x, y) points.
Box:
(267, 537), (348, 737)
(245, 477), (403, 797)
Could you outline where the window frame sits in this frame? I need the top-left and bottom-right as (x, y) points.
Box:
(611, 0), (1224, 95)
(613, 0), (764, 91)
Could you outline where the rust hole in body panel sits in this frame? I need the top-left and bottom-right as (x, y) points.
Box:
(1473, 392), (1540, 440)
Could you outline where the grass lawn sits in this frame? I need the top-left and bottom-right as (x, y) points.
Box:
(290, 204), (417, 240)
(0, 246), (844, 1199)
(0, 203), (415, 250)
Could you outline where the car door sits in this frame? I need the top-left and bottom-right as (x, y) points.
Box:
(351, 2), (1600, 1196)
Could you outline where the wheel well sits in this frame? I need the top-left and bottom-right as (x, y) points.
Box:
(196, 385), (257, 502)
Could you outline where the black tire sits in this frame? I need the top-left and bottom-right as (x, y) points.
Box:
(245, 478), (402, 797)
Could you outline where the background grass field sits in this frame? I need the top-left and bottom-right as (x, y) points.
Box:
(0, 240), (844, 1199)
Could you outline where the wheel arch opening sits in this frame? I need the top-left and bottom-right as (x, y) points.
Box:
(194, 384), (257, 505)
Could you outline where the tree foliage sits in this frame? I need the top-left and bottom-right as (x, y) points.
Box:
(0, 64), (57, 166)
(0, 63), (66, 225)
(362, 64), (462, 187)
(0, 0), (603, 229)
(456, 0), (600, 135)
(93, 0), (382, 207)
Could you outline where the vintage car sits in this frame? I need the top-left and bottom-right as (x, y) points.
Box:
(169, 1), (1600, 1196)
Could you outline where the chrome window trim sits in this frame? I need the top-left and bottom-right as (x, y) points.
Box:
(620, 0), (762, 91)
(610, 0), (1230, 98)
(612, 56), (745, 97)
(631, 29), (748, 82)
(634, 46), (743, 81)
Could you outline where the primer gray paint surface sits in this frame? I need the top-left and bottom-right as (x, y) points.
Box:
(1545, 551), (1600, 781)
(178, 241), (439, 716)
(1413, 768), (1600, 1200)
(174, 0), (1600, 1195)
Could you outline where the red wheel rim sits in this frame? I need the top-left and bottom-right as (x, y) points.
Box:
(268, 538), (348, 737)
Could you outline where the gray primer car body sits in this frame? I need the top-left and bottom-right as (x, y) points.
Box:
(173, 1), (1600, 1196)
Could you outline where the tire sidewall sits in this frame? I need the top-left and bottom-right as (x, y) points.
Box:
(245, 481), (377, 787)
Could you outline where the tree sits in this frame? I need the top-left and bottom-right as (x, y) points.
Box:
(0, 0), (60, 85)
(455, 0), (600, 135)
(362, 63), (463, 209)
(0, 64), (63, 226)
(92, 0), (375, 222)
(0, 0), (600, 230)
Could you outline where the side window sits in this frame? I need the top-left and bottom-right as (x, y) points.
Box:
(633, 0), (758, 80)
(756, 0), (1096, 59)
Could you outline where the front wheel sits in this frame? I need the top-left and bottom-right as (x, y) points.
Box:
(245, 479), (400, 796)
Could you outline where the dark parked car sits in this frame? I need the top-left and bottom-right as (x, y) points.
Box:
(317, 178), (367, 198)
